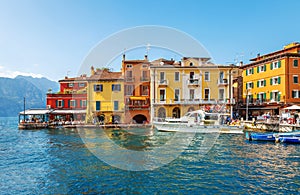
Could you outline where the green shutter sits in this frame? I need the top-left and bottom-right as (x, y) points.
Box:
(246, 83), (248, 89)
(270, 92), (273, 100)
(264, 79), (266, 86)
(252, 82), (254, 88)
(62, 100), (64, 107)
(257, 94), (259, 100)
(278, 77), (281, 84)
(252, 67), (254, 74)
(263, 93), (266, 101)
(80, 100), (82, 107)
(264, 64), (267, 71)
(270, 62), (273, 70)
(294, 59), (298, 67)
(257, 81), (260, 87)
(246, 69), (248, 76)
(257, 67), (259, 73)
(278, 60), (281, 68)
(270, 78), (273, 85)
(56, 100), (58, 107)
(278, 93), (281, 101)
(68, 100), (70, 107)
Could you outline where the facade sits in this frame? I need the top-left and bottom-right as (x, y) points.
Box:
(46, 75), (87, 121)
(122, 55), (151, 124)
(241, 42), (300, 118)
(86, 67), (125, 124)
(150, 57), (239, 121)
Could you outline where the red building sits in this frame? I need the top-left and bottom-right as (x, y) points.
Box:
(46, 75), (87, 121)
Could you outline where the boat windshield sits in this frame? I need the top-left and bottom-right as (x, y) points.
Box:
(204, 113), (219, 120)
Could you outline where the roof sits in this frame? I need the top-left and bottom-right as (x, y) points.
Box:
(51, 109), (86, 114)
(19, 109), (53, 115)
(88, 70), (123, 81)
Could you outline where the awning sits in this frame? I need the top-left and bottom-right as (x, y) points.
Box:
(129, 96), (147, 100)
(19, 109), (52, 115)
(51, 109), (86, 114)
(238, 106), (279, 110)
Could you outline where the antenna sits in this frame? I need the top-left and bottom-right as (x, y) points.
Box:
(146, 43), (150, 56)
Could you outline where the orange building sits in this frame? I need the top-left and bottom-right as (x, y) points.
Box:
(241, 42), (300, 118)
(122, 54), (150, 124)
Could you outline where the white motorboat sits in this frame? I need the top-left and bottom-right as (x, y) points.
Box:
(153, 110), (243, 134)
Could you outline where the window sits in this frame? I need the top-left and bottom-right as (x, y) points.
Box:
(189, 89), (195, 100)
(142, 64), (148, 68)
(219, 89), (225, 100)
(79, 83), (85, 87)
(94, 84), (103, 92)
(293, 75), (298, 84)
(96, 101), (101, 111)
(80, 100), (87, 107)
(270, 60), (281, 70)
(292, 90), (299, 98)
(125, 85), (134, 96)
(126, 71), (133, 81)
(141, 85), (149, 96)
(189, 62), (194, 66)
(70, 100), (76, 107)
(257, 79), (266, 88)
(57, 100), (64, 108)
(204, 89), (210, 100)
(175, 72), (180, 81)
(114, 101), (119, 111)
(246, 82), (254, 89)
(159, 89), (165, 101)
(246, 68), (254, 75)
(68, 83), (74, 87)
(219, 71), (224, 83)
(160, 72), (165, 82)
(204, 72), (210, 81)
(141, 70), (148, 81)
(175, 89), (180, 101)
(270, 77), (281, 85)
(112, 84), (121, 91)
(126, 64), (132, 68)
(293, 59), (298, 67)
(270, 91), (280, 102)
(257, 65), (266, 73)
(257, 93), (266, 103)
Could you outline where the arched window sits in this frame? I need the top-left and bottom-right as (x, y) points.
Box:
(158, 107), (166, 118)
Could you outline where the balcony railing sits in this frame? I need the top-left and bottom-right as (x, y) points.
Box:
(125, 77), (135, 82)
(140, 77), (150, 82)
(158, 79), (169, 86)
(218, 79), (228, 86)
(188, 79), (199, 86)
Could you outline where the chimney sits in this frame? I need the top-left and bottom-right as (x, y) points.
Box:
(144, 54), (148, 61)
(122, 54), (126, 61)
(91, 66), (95, 76)
(257, 53), (260, 58)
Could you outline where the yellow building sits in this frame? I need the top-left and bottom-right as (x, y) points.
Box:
(150, 57), (238, 121)
(86, 67), (125, 124)
(241, 42), (300, 118)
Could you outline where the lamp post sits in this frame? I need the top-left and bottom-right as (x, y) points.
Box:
(244, 89), (250, 121)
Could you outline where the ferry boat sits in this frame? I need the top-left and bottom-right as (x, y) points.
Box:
(153, 110), (243, 134)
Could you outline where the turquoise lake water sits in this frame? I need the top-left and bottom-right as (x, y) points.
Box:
(0, 117), (299, 194)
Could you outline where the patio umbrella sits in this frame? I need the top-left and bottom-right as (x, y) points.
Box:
(284, 105), (300, 110)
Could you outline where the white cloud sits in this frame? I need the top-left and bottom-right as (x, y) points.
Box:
(0, 67), (44, 78)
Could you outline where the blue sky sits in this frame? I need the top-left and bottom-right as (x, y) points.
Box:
(0, 0), (299, 81)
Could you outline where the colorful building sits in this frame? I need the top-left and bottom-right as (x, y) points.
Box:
(46, 75), (87, 121)
(86, 67), (125, 124)
(150, 57), (239, 121)
(241, 42), (300, 118)
(122, 55), (151, 124)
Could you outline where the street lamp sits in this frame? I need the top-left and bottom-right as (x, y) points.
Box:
(244, 89), (250, 121)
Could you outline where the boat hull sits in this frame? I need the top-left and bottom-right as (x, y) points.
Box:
(154, 122), (243, 134)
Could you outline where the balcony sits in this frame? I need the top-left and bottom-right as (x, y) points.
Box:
(140, 77), (150, 82)
(218, 79), (228, 86)
(125, 77), (135, 82)
(158, 79), (169, 87)
(188, 79), (199, 86)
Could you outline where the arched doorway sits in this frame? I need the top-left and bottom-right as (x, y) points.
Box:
(172, 107), (181, 118)
(133, 114), (147, 124)
(158, 107), (166, 119)
(97, 114), (105, 124)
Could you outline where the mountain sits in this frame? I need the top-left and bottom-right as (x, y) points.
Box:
(0, 76), (59, 117)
